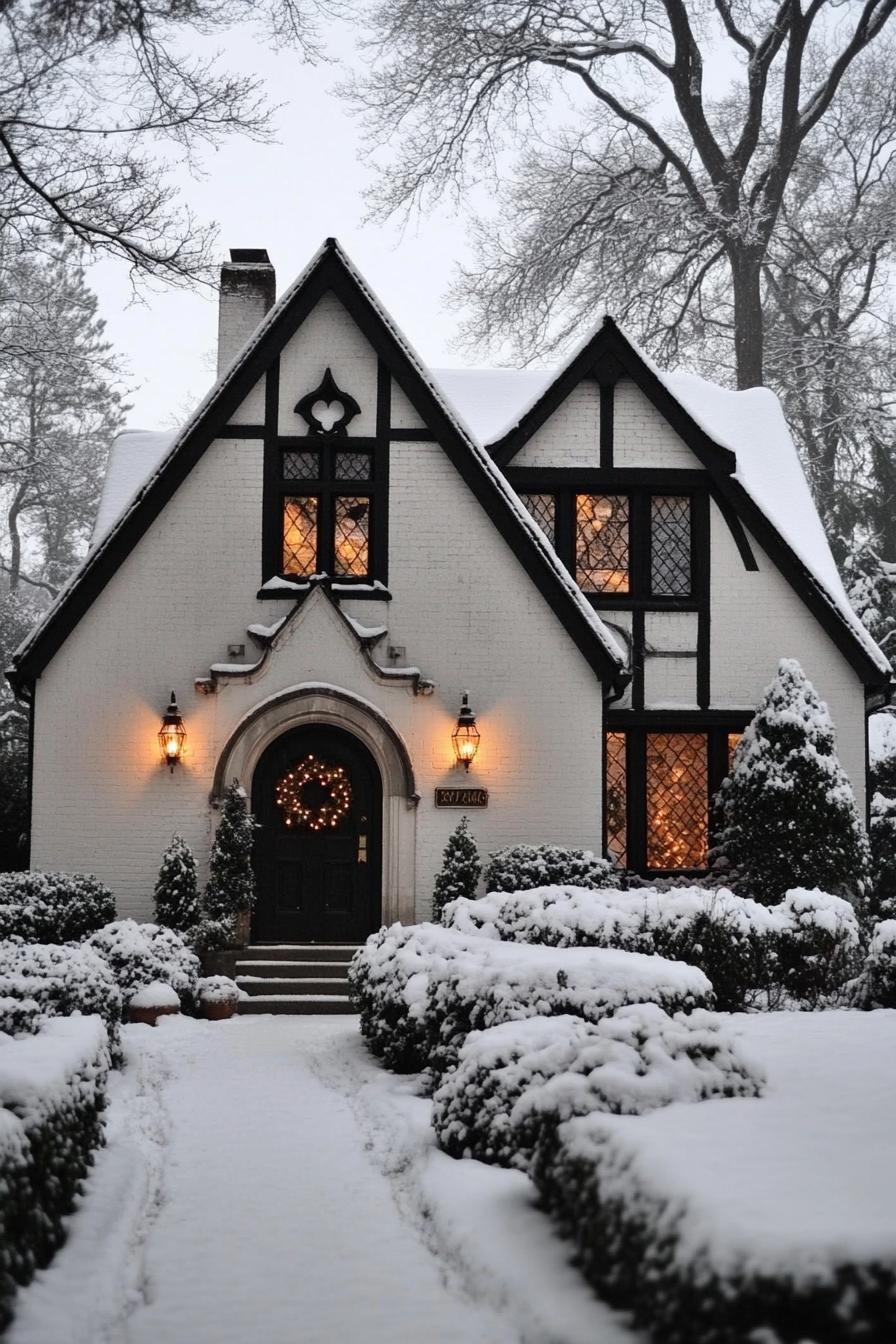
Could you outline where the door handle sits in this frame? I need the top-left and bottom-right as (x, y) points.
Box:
(357, 834), (368, 864)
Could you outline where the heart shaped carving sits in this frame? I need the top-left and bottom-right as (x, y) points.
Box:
(311, 399), (344, 432)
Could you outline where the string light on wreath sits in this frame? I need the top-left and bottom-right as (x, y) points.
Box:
(275, 754), (352, 831)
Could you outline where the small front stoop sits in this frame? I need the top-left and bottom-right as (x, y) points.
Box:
(235, 944), (359, 1015)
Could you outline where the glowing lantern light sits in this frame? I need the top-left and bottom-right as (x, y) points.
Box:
(158, 691), (186, 771)
(451, 692), (481, 771)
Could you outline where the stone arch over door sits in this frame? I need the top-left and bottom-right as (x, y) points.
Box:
(212, 684), (419, 928)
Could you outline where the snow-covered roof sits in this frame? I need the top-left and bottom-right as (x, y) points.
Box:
(92, 430), (175, 546)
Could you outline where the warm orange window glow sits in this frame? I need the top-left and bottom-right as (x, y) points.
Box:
(283, 497), (318, 576)
(333, 496), (370, 577)
(646, 732), (708, 870)
(727, 732), (743, 771)
(605, 732), (628, 867)
(576, 494), (629, 593)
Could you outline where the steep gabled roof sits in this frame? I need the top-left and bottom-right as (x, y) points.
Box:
(462, 316), (888, 689)
(8, 240), (628, 697)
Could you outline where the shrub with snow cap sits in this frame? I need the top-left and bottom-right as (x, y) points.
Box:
(86, 920), (199, 1005)
(712, 659), (871, 905)
(197, 975), (241, 1005)
(203, 780), (258, 927)
(431, 817), (481, 922)
(0, 872), (115, 944)
(484, 845), (618, 894)
(153, 835), (201, 934)
(850, 920), (896, 1009)
(0, 997), (43, 1040)
(433, 1007), (765, 1171)
(776, 887), (862, 1006)
(0, 942), (121, 1055)
(870, 792), (896, 920)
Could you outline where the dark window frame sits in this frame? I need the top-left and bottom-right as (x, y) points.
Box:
(602, 715), (752, 876)
(264, 435), (388, 586)
(516, 478), (702, 607)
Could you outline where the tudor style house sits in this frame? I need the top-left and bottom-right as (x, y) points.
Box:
(8, 240), (891, 942)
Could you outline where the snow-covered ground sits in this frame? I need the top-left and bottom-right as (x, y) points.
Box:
(8, 1015), (640, 1344)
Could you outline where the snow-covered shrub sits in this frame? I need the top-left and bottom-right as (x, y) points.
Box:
(444, 885), (783, 1012)
(197, 975), (240, 1005)
(870, 792), (896, 920)
(187, 915), (237, 956)
(432, 817), (480, 922)
(0, 1016), (109, 1331)
(423, 940), (713, 1081)
(534, 1105), (896, 1344)
(203, 781), (257, 927)
(0, 872), (115, 944)
(712, 659), (871, 905)
(349, 923), (487, 1072)
(0, 997), (42, 1039)
(775, 888), (863, 1007)
(484, 845), (618, 894)
(0, 942), (122, 1055)
(86, 920), (199, 1005)
(153, 835), (201, 933)
(850, 920), (896, 1009)
(433, 1007), (764, 1171)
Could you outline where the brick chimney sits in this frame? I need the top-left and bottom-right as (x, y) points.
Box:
(217, 248), (276, 378)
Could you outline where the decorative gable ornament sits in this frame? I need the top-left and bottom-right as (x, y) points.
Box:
(294, 367), (361, 436)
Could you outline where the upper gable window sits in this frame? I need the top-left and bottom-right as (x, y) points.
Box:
(520, 489), (692, 601)
(279, 445), (375, 580)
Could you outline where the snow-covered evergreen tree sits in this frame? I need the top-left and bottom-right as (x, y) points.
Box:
(712, 659), (871, 906)
(870, 793), (896, 920)
(432, 817), (481, 922)
(843, 543), (896, 664)
(203, 781), (258, 923)
(153, 834), (201, 933)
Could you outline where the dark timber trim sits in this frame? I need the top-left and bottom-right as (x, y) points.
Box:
(493, 316), (889, 692)
(8, 239), (627, 696)
(599, 382), (614, 469)
(217, 424), (267, 438)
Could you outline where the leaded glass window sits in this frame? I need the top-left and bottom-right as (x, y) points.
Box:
(605, 731), (627, 867)
(727, 732), (743, 771)
(651, 496), (691, 596)
(646, 732), (708, 870)
(520, 493), (556, 542)
(283, 497), (318, 577)
(282, 450), (319, 481)
(333, 496), (370, 576)
(335, 451), (372, 482)
(576, 494), (629, 593)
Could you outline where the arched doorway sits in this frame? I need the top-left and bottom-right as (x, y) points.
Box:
(251, 723), (383, 943)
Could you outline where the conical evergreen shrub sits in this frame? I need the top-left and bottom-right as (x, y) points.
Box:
(432, 817), (481, 922)
(712, 658), (871, 905)
(870, 792), (896, 920)
(153, 834), (200, 933)
(203, 780), (258, 923)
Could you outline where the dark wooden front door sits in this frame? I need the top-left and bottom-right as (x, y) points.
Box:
(252, 725), (382, 943)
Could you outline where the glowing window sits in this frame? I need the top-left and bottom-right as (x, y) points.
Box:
(605, 732), (628, 867)
(646, 732), (708, 870)
(282, 497), (318, 577)
(576, 495), (629, 593)
(727, 732), (743, 771)
(333, 496), (370, 577)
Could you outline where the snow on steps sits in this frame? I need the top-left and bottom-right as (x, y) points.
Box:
(235, 944), (358, 1015)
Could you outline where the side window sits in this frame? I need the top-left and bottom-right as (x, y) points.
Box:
(277, 446), (375, 581)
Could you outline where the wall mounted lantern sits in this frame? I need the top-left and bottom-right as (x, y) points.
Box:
(451, 692), (480, 771)
(158, 691), (186, 771)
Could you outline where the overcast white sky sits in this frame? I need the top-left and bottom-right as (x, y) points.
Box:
(89, 17), (496, 429)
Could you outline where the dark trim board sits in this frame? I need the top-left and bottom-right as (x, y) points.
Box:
(8, 240), (627, 697)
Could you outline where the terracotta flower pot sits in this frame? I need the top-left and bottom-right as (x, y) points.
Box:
(128, 1003), (180, 1027)
(229, 910), (251, 949)
(199, 998), (238, 1021)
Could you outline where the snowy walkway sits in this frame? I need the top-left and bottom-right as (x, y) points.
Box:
(10, 1016), (639, 1344)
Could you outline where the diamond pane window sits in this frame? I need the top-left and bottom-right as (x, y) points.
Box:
(651, 496), (691, 596)
(282, 497), (318, 577)
(333, 496), (370, 576)
(646, 732), (708, 870)
(520, 493), (556, 542)
(576, 495), (629, 593)
(335, 451), (372, 482)
(605, 732), (627, 867)
(727, 731), (743, 771)
(282, 450), (319, 481)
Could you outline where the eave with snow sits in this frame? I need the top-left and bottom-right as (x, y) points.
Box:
(8, 238), (891, 931)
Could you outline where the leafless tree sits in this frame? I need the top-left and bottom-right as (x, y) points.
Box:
(0, 0), (329, 286)
(348, 0), (896, 391)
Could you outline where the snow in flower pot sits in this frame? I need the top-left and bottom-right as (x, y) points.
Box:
(128, 981), (181, 1027)
(197, 975), (242, 1021)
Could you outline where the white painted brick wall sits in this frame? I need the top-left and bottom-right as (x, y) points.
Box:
(614, 380), (698, 468)
(513, 382), (600, 467)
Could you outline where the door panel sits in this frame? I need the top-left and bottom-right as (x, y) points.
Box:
(251, 725), (382, 943)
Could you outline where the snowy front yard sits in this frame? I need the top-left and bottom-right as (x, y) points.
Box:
(7, 1016), (638, 1344)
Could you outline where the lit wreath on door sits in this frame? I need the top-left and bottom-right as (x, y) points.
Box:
(275, 754), (352, 831)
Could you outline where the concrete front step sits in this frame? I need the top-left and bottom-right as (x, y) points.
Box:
(235, 960), (353, 980)
(239, 995), (357, 1016)
(237, 977), (351, 997)
(238, 944), (360, 963)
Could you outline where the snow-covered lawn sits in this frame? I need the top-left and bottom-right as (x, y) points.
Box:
(8, 1015), (640, 1344)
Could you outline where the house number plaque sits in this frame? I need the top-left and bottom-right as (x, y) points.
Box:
(434, 787), (489, 808)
